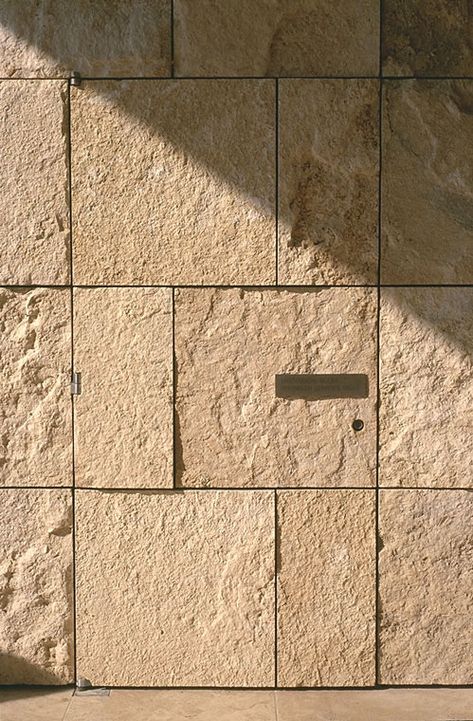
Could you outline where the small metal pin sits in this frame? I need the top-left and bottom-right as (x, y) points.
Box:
(70, 71), (82, 87)
(71, 371), (81, 396)
(352, 419), (364, 432)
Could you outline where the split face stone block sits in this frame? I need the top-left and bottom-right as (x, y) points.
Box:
(0, 489), (73, 684)
(381, 80), (473, 284)
(75, 490), (275, 687)
(0, 0), (171, 77)
(277, 490), (376, 686)
(73, 288), (173, 488)
(0, 288), (71, 487)
(174, 0), (380, 77)
(175, 288), (377, 488)
(71, 80), (275, 285)
(379, 490), (473, 684)
(380, 288), (473, 488)
(279, 79), (379, 285)
(383, 0), (473, 77)
(0, 80), (69, 285)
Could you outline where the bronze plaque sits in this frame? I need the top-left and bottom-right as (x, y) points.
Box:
(275, 373), (369, 400)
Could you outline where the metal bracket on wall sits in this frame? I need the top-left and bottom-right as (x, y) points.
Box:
(71, 371), (81, 395)
(70, 70), (82, 87)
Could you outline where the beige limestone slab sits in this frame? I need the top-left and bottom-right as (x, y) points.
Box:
(0, 81), (69, 285)
(277, 490), (376, 687)
(174, 0), (379, 77)
(71, 80), (275, 285)
(279, 80), (379, 285)
(381, 80), (473, 284)
(0, 489), (73, 684)
(64, 690), (275, 721)
(0, 1), (171, 77)
(277, 688), (473, 721)
(380, 288), (473, 488)
(379, 490), (473, 684)
(175, 288), (377, 488)
(383, 0), (473, 77)
(75, 490), (275, 686)
(0, 288), (71, 487)
(73, 288), (172, 488)
(0, 688), (73, 721)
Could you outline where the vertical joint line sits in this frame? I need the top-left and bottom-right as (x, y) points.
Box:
(170, 0), (175, 78)
(172, 288), (177, 489)
(275, 79), (279, 286)
(67, 80), (78, 686)
(274, 489), (278, 688)
(375, 0), (384, 686)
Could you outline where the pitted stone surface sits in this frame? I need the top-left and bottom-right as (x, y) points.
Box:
(76, 490), (275, 687)
(0, 81), (69, 285)
(71, 80), (275, 285)
(0, 288), (71, 487)
(380, 288), (473, 488)
(277, 490), (376, 687)
(74, 288), (173, 488)
(0, 1), (171, 77)
(174, 0), (379, 77)
(383, 0), (473, 77)
(279, 79), (379, 285)
(381, 80), (473, 284)
(0, 489), (73, 684)
(175, 288), (377, 488)
(379, 490), (473, 685)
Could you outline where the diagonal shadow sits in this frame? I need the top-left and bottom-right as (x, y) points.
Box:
(0, 14), (471, 370)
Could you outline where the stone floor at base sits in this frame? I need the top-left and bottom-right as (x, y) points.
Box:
(1, 687), (473, 721)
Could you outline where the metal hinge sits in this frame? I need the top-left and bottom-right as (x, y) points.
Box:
(70, 70), (82, 87)
(71, 371), (81, 395)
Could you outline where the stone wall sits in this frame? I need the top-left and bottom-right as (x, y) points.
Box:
(0, 0), (472, 688)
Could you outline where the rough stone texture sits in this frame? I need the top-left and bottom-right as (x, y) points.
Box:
(380, 288), (473, 488)
(277, 490), (376, 687)
(176, 288), (377, 488)
(74, 289), (173, 488)
(0, 1), (171, 77)
(0, 81), (69, 285)
(379, 490), (473, 685)
(381, 80), (473, 284)
(71, 80), (275, 285)
(75, 490), (274, 687)
(277, 688), (473, 721)
(0, 288), (71, 487)
(383, 0), (473, 77)
(279, 80), (379, 285)
(0, 489), (73, 684)
(174, 0), (379, 77)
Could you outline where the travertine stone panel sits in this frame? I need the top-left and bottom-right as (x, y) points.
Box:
(0, 1), (171, 77)
(174, 0), (379, 77)
(72, 80), (275, 285)
(0, 81), (69, 285)
(277, 490), (376, 686)
(76, 490), (274, 687)
(0, 489), (73, 684)
(279, 80), (379, 285)
(73, 288), (172, 488)
(64, 690), (276, 721)
(382, 81), (473, 284)
(380, 490), (473, 684)
(380, 288), (473, 488)
(0, 288), (71, 487)
(277, 688), (473, 721)
(383, 1), (473, 77)
(176, 288), (377, 488)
